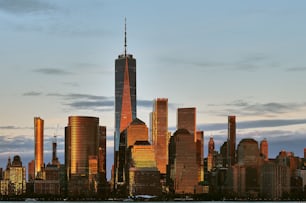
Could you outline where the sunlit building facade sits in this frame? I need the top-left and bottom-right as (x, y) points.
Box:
(128, 141), (161, 196)
(117, 118), (148, 184)
(177, 107), (196, 141)
(114, 22), (137, 152)
(151, 98), (169, 175)
(208, 136), (215, 172)
(0, 156), (26, 195)
(65, 116), (103, 195)
(196, 131), (204, 182)
(168, 129), (198, 194)
(34, 117), (44, 178)
(260, 138), (269, 161)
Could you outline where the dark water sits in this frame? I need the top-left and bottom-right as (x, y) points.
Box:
(7, 201), (303, 203)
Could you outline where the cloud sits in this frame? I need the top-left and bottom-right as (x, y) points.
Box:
(23, 91), (42, 96)
(286, 66), (306, 72)
(160, 53), (270, 72)
(0, 126), (32, 130)
(137, 99), (179, 110)
(47, 93), (113, 111)
(0, 0), (55, 14)
(199, 118), (306, 132)
(137, 100), (153, 108)
(212, 99), (305, 117)
(67, 100), (114, 111)
(34, 68), (72, 75)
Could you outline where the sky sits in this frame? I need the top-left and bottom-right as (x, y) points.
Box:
(1, 0), (306, 180)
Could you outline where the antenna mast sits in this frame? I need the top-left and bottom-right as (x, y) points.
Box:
(124, 17), (127, 56)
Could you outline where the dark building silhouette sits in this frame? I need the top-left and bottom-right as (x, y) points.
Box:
(227, 116), (236, 166)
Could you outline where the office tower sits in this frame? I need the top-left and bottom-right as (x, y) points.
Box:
(51, 136), (60, 166)
(1, 155), (26, 195)
(208, 136), (215, 172)
(220, 141), (228, 167)
(65, 116), (102, 195)
(99, 126), (107, 181)
(177, 107), (196, 141)
(117, 118), (148, 184)
(237, 138), (259, 166)
(232, 164), (246, 196)
(117, 118), (161, 195)
(114, 19), (137, 152)
(151, 98), (169, 174)
(128, 141), (161, 196)
(28, 160), (35, 181)
(236, 138), (260, 195)
(34, 117), (44, 178)
(260, 138), (268, 161)
(260, 161), (290, 199)
(196, 131), (204, 182)
(227, 115), (236, 166)
(168, 129), (198, 194)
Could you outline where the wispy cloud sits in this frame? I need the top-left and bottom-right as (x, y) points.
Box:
(211, 99), (305, 117)
(23, 91), (42, 96)
(47, 93), (113, 111)
(198, 118), (306, 132)
(286, 66), (306, 72)
(0, 0), (55, 14)
(160, 53), (271, 72)
(33, 68), (72, 75)
(0, 126), (32, 130)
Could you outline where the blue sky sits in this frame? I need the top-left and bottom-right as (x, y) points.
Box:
(1, 0), (306, 180)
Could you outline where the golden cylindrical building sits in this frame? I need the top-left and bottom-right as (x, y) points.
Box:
(34, 117), (44, 178)
(65, 116), (100, 177)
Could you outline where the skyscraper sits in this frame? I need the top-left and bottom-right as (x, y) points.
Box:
(65, 116), (102, 195)
(114, 19), (137, 152)
(227, 115), (236, 166)
(168, 129), (198, 194)
(34, 117), (44, 178)
(208, 136), (215, 172)
(177, 107), (196, 141)
(260, 138), (268, 161)
(151, 98), (169, 174)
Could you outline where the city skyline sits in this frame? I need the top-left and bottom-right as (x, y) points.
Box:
(1, 0), (306, 180)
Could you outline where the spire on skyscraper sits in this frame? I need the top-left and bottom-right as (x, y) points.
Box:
(124, 17), (127, 56)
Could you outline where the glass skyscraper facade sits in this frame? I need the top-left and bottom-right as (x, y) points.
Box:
(34, 117), (44, 178)
(114, 29), (137, 152)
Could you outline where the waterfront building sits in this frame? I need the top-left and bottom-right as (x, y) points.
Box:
(128, 141), (161, 196)
(34, 117), (44, 179)
(0, 156), (26, 195)
(114, 20), (137, 191)
(207, 136), (215, 172)
(260, 138), (269, 161)
(168, 129), (198, 194)
(65, 116), (104, 195)
(151, 98), (169, 175)
(227, 115), (236, 166)
(114, 19), (136, 152)
(177, 107), (196, 141)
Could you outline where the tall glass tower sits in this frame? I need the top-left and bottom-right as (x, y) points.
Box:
(114, 19), (136, 152)
(34, 117), (44, 178)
